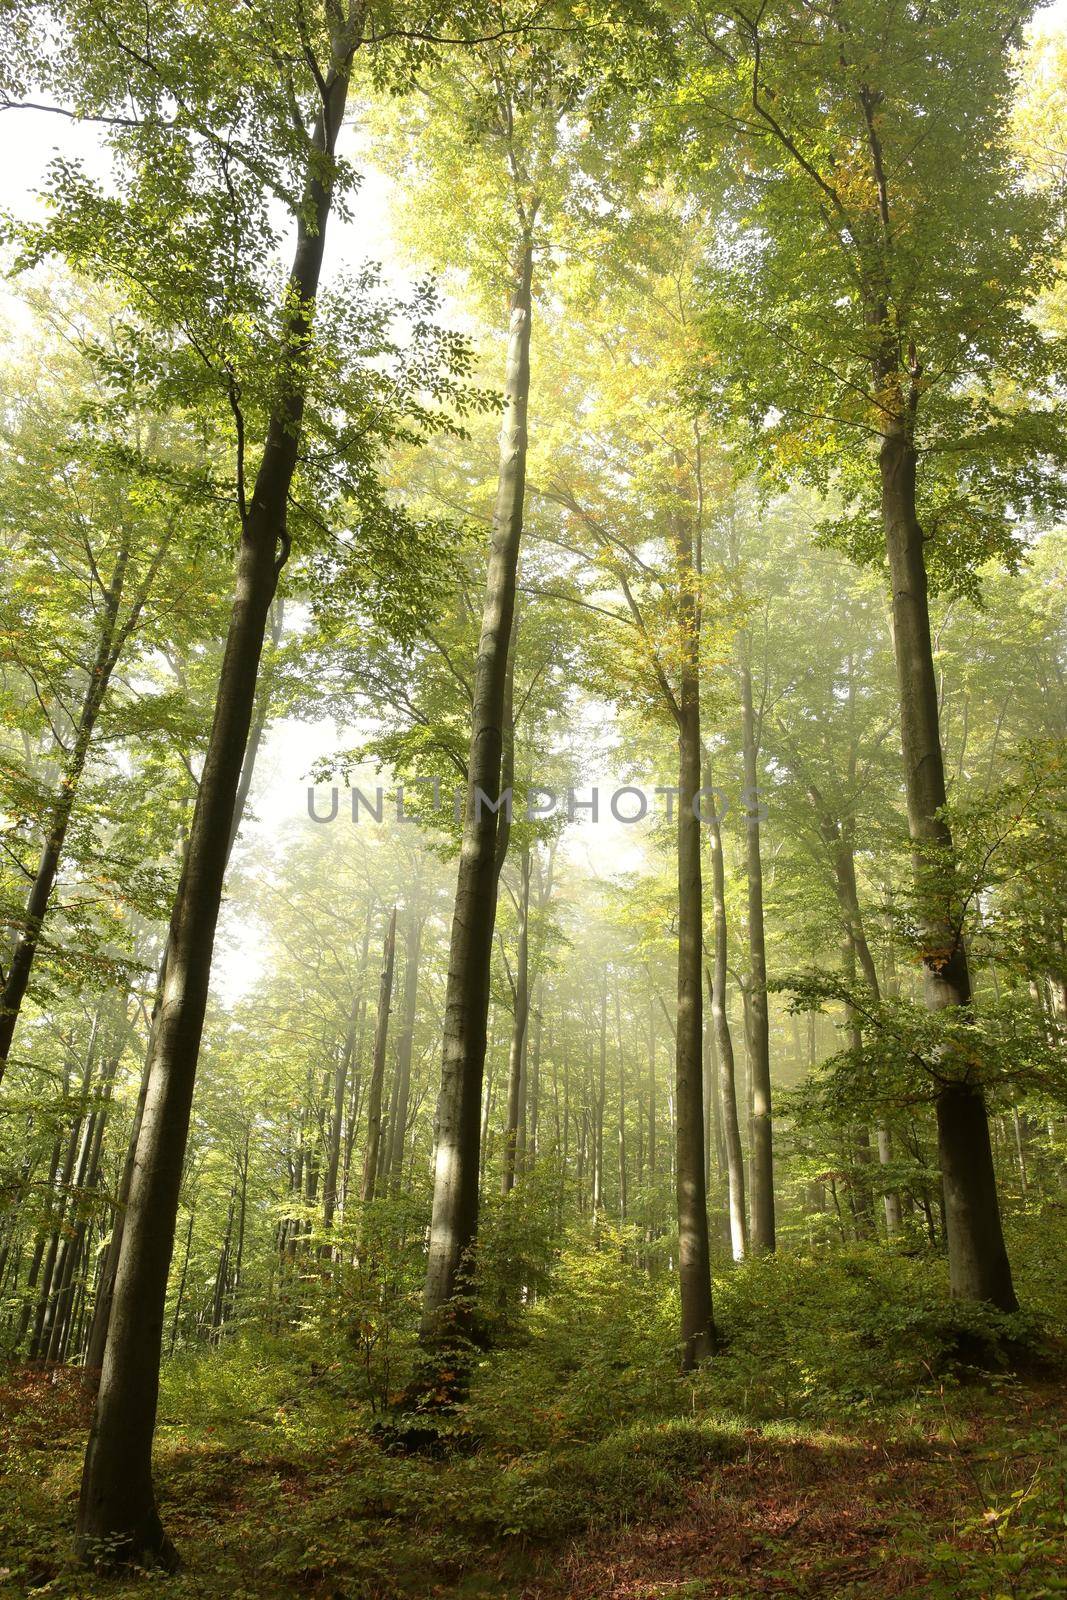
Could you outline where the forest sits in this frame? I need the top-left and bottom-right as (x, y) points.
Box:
(0, 0), (1066, 1595)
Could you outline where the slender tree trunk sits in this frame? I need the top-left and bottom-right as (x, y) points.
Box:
(592, 971), (608, 1215)
(705, 770), (747, 1261)
(76, 46), (357, 1566)
(647, 1003), (657, 1180)
(480, 1024), (496, 1177)
(168, 1206), (195, 1357)
(323, 921), (371, 1233)
(210, 1186), (235, 1337)
(16, 1125), (62, 1352)
(738, 642), (775, 1253)
(46, 1051), (119, 1363)
(527, 979), (543, 1167)
(340, 915), (374, 1218)
(31, 1023), (101, 1358)
(421, 227), (534, 1342)
(614, 983), (628, 1222)
(362, 908), (398, 1204)
(820, 814), (903, 1238)
(880, 422), (1015, 1310)
(82, 1056), (149, 1380)
(225, 598), (283, 859)
(229, 1128), (250, 1319)
(672, 508), (715, 1368)
(502, 848), (531, 1196)
(387, 911), (423, 1189)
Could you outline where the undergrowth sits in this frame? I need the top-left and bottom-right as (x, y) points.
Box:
(1, 1209), (1064, 1600)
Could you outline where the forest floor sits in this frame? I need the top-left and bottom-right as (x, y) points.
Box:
(532, 1377), (1067, 1599)
(2, 1225), (1066, 1600)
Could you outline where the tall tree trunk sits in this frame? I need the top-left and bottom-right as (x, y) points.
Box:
(228, 1127), (250, 1321)
(705, 771), (747, 1261)
(527, 978), (543, 1166)
(502, 848), (531, 1196)
(31, 1020), (101, 1357)
(82, 1053), (149, 1381)
(46, 1049), (120, 1363)
(340, 915), (374, 1218)
(76, 44), (357, 1567)
(614, 983), (628, 1222)
(225, 598), (283, 859)
(821, 811), (903, 1238)
(647, 1002), (657, 1180)
(323, 918), (371, 1233)
(362, 908), (398, 1204)
(592, 970), (607, 1215)
(210, 1186), (236, 1337)
(738, 641), (775, 1253)
(16, 1125), (63, 1351)
(672, 509), (715, 1368)
(387, 911), (423, 1189)
(879, 423), (1016, 1310)
(168, 1206), (195, 1357)
(420, 226), (534, 1343)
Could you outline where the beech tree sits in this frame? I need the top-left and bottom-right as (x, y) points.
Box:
(6, 0), (484, 1563)
(679, 0), (1067, 1308)
(525, 208), (728, 1363)
(379, 31), (596, 1346)
(1, 6), (1066, 1589)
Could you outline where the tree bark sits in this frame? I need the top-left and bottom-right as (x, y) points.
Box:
(420, 227), (534, 1343)
(501, 847), (531, 1196)
(44, 1049), (120, 1363)
(76, 43), (356, 1566)
(387, 910), (423, 1189)
(822, 811), (903, 1237)
(672, 508), (715, 1368)
(614, 982), (628, 1222)
(592, 970), (607, 1215)
(323, 916), (372, 1233)
(738, 640), (775, 1253)
(527, 977), (543, 1166)
(879, 422), (1016, 1309)
(647, 1003), (657, 1179)
(30, 1018), (102, 1357)
(704, 770), (747, 1261)
(361, 908), (398, 1204)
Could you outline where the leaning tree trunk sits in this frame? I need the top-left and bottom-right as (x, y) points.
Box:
(0, 532), (152, 1085)
(362, 908), (397, 1205)
(879, 421), (1016, 1310)
(738, 640), (775, 1253)
(420, 226), (534, 1344)
(705, 765), (747, 1261)
(76, 47), (356, 1568)
(83, 606), (279, 1384)
(671, 509), (715, 1369)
